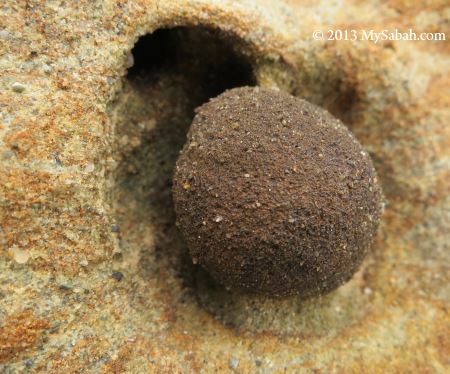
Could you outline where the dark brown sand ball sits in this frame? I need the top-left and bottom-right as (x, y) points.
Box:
(173, 86), (383, 298)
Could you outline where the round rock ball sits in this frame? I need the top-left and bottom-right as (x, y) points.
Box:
(173, 86), (383, 298)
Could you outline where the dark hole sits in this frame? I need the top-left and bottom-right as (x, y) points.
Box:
(127, 27), (256, 101)
(127, 29), (174, 76)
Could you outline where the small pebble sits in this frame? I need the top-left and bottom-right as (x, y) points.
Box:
(53, 153), (63, 167)
(0, 30), (10, 40)
(84, 163), (95, 173)
(42, 63), (53, 74)
(2, 150), (14, 160)
(79, 259), (88, 267)
(229, 358), (239, 370)
(48, 324), (60, 334)
(9, 247), (29, 264)
(126, 52), (134, 68)
(111, 224), (120, 233)
(112, 271), (124, 282)
(364, 287), (373, 295)
(11, 82), (26, 93)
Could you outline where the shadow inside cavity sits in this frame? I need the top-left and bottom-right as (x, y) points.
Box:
(127, 28), (255, 99)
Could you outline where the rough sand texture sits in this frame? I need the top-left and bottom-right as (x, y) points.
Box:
(0, 0), (449, 373)
(173, 87), (382, 298)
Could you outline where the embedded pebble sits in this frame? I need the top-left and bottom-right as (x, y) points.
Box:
(11, 82), (26, 93)
(84, 163), (95, 173)
(229, 358), (239, 370)
(9, 246), (30, 264)
(112, 271), (124, 281)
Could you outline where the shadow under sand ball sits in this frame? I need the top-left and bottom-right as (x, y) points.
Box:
(173, 87), (383, 298)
